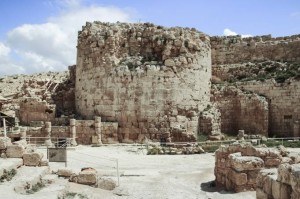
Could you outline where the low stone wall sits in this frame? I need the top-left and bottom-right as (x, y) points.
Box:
(256, 163), (300, 199)
(147, 143), (205, 155)
(215, 143), (287, 192)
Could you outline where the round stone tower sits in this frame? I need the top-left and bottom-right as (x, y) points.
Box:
(76, 22), (211, 143)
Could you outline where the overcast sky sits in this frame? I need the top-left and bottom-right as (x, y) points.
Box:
(0, 0), (299, 76)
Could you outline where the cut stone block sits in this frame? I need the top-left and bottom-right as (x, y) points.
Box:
(6, 145), (25, 158)
(77, 169), (97, 185)
(230, 154), (264, 171)
(97, 177), (117, 190)
(23, 152), (44, 166)
(57, 168), (74, 177)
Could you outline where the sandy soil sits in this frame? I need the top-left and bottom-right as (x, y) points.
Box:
(0, 145), (259, 199)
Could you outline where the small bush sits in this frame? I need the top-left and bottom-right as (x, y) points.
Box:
(0, 169), (17, 182)
(26, 182), (45, 194)
(275, 73), (289, 83)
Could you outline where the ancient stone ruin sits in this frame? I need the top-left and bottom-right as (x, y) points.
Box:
(257, 163), (300, 199)
(0, 21), (299, 145)
(75, 22), (211, 143)
(214, 143), (289, 192)
(0, 21), (300, 199)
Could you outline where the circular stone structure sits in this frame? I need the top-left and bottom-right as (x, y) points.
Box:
(75, 22), (211, 143)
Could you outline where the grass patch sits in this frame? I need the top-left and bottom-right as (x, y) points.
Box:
(201, 145), (220, 153)
(0, 169), (17, 182)
(26, 182), (45, 194)
(261, 139), (300, 148)
(58, 192), (88, 199)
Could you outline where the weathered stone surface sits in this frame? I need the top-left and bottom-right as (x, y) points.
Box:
(19, 97), (56, 125)
(257, 166), (295, 199)
(6, 145), (25, 158)
(211, 86), (269, 136)
(265, 158), (282, 168)
(228, 169), (247, 185)
(77, 169), (97, 185)
(57, 168), (74, 177)
(76, 22), (211, 143)
(97, 178), (117, 190)
(23, 152), (43, 166)
(40, 160), (49, 166)
(256, 188), (268, 199)
(215, 144), (288, 193)
(230, 154), (264, 171)
(211, 34), (300, 137)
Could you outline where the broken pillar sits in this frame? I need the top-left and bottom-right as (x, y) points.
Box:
(95, 117), (102, 145)
(20, 127), (27, 141)
(44, 122), (53, 146)
(70, 119), (77, 146)
(237, 130), (245, 140)
(3, 118), (7, 138)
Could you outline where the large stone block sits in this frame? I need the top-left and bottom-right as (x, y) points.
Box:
(23, 152), (43, 166)
(6, 145), (25, 158)
(290, 163), (300, 188)
(256, 188), (268, 199)
(57, 168), (74, 177)
(265, 158), (282, 168)
(77, 169), (97, 185)
(271, 177), (281, 199)
(277, 163), (291, 185)
(228, 169), (247, 186)
(230, 154), (264, 171)
(97, 178), (116, 190)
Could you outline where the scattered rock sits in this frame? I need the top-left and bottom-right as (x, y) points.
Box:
(6, 145), (25, 158)
(97, 177), (117, 190)
(23, 152), (44, 166)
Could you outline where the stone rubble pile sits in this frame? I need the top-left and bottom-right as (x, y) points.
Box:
(147, 143), (205, 155)
(0, 137), (48, 167)
(57, 167), (117, 191)
(215, 143), (289, 192)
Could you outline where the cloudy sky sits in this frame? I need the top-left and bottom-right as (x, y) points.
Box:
(0, 0), (299, 76)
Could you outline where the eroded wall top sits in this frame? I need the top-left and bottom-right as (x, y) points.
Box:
(76, 22), (212, 142)
(211, 34), (300, 65)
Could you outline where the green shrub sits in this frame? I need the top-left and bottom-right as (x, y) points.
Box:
(0, 169), (17, 182)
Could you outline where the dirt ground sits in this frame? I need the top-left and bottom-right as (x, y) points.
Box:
(51, 145), (256, 199)
(1, 145), (259, 199)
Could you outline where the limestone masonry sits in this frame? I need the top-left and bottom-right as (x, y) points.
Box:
(0, 22), (300, 144)
(75, 22), (211, 143)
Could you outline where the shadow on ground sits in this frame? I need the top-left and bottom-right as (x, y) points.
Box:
(200, 180), (234, 194)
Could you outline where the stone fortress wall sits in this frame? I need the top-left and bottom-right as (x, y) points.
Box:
(211, 34), (300, 137)
(210, 86), (269, 136)
(2, 22), (300, 143)
(211, 34), (300, 65)
(237, 81), (300, 137)
(75, 22), (212, 143)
